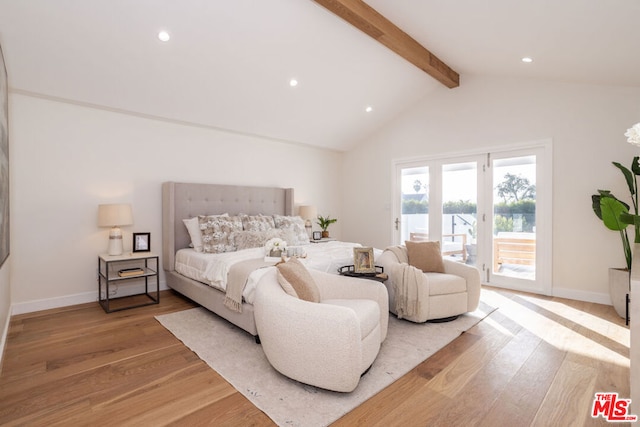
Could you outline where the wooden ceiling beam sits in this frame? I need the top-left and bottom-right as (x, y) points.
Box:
(313, 0), (459, 88)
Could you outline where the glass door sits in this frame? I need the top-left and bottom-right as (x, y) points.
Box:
(491, 155), (536, 280)
(487, 149), (551, 294)
(441, 161), (479, 267)
(397, 165), (430, 244)
(393, 142), (551, 295)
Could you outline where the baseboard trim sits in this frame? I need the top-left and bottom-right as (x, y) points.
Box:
(552, 286), (612, 306)
(485, 283), (612, 306)
(11, 281), (169, 315)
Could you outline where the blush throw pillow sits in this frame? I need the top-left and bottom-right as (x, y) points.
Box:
(405, 240), (446, 273)
(276, 257), (320, 303)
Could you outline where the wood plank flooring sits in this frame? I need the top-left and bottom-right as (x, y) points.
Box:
(0, 288), (631, 426)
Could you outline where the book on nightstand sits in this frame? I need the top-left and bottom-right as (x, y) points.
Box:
(118, 267), (145, 277)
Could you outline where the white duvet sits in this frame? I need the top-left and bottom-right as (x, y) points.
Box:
(175, 241), (381, 304)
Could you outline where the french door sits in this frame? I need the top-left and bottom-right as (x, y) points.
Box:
(393, 143), (551, 295)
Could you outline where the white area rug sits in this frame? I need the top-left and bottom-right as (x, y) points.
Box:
(156, 295), (497, 427)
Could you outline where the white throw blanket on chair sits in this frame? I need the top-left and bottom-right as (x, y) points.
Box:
(384, 246), (425, 319)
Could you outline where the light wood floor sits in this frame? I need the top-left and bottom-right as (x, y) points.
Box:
(0, 287), (631, 426)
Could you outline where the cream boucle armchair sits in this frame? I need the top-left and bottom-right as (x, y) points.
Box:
(254, 267), (388, 393)
(377, 245), (481, 323)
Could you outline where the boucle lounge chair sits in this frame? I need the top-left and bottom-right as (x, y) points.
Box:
(378, 242), (481, 323)
(254, 259), (388, 392)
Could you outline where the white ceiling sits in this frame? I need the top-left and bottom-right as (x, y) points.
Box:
(0, 0), (638, 151)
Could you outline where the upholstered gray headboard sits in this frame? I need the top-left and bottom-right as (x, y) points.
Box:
(162, 182), (294, 271)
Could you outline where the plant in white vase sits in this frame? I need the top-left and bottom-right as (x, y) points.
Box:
(265, 237), (287, 257)
(591, 122), (640, 320)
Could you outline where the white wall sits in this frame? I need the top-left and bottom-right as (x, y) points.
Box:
(342, 75), (640, 302)
(9, 93), (343, 312)
(7, 75), (640, 313)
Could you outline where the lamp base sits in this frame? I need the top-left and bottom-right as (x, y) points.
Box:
(107, 227), (124, 256)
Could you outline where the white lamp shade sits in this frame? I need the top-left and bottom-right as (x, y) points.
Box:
(97, 204), (133, 227)
(298, 205), (317, 221)
(98, 204), (133, 256)
(299, 205), (316, 239)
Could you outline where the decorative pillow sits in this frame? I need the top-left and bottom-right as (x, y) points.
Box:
(231, 229), (284, 251)
(183, 214), (228, 252)
(277, 229), (299, 249)
(273, 214), (310, 245)
(405, 240), (445, 273)
(199, 215), (243, 253)
(276, 257), (320, 303)
(241, 214), (276, 232)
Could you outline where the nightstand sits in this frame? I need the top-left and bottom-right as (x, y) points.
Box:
(310, 238), (336, 243)
(98, 252), (159, 313)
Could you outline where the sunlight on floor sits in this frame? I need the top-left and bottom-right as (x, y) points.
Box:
(519, 294), (630, 348)
(481, 316), (515, 338)
(481, 289), (630, 368)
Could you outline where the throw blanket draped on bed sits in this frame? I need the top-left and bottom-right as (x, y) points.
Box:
(224, 259), (275, 312)
(384, 246), (425, 319)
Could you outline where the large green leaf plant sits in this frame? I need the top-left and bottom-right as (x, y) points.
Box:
(592, 156), (640, 270)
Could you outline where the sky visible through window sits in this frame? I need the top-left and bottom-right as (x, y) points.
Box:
(402, 156), (536, 202)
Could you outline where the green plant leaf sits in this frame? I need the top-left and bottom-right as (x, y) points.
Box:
(600, 197), (630, 231)
(592, 194), (603, 220)
(613, 161), (636, 196)
(632, 156), (640, 176)
(619, 212), (640, 226)
(316, 215), (337, 230)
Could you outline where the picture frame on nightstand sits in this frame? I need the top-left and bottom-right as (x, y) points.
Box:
(312, 231), (322, 240)
(133, 232), (150, 252)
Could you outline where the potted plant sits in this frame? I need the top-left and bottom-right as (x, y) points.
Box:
(592, 123), (640, 319)
(316, 215), (337, 238)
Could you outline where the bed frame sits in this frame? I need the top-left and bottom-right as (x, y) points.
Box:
(162, 182), (294, 337)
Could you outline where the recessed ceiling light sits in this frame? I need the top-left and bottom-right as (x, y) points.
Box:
(521, 57), (533, 63)
(365, 106), (373, 113)
(289, 79), (298, 87)
(158, 31), (171, 42)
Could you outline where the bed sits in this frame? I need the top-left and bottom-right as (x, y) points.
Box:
(162, 182), (368, 339)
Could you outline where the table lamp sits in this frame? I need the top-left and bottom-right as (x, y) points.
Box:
(98, 204), (133, 256)
(298, 205), (317, 238)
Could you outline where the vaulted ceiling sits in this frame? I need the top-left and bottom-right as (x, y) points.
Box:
(0, 0), (638, 151)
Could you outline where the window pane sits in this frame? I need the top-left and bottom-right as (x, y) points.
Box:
(442, 162), (477, 265)
(492, 155), (536, 280)
(401, 166), (429, 243)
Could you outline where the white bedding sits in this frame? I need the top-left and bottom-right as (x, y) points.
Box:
(175, 241), (382, 304)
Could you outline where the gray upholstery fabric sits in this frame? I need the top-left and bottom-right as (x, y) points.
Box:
(162, 182), (294, 272)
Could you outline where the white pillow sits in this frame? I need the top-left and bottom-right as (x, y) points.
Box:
(183, 218), (203, 252)
(183, 214), (228, 252)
